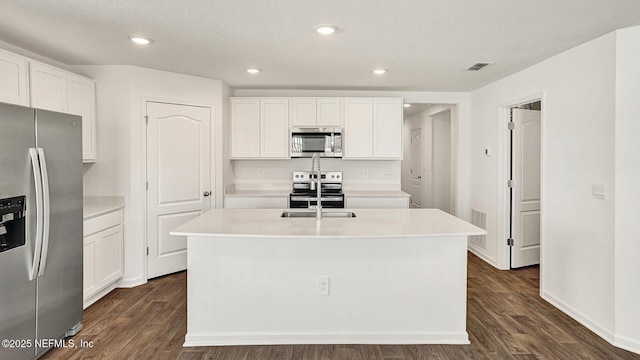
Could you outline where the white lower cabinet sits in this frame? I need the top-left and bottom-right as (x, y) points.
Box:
(346, 196), (409, 209)
(83, 208), (124, 309)
(224, 196), (288, 209)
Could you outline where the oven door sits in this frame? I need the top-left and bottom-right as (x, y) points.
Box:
(289, 194), (344, 208)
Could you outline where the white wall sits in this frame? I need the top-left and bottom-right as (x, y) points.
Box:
(221, 83), (234, 206)
(614, 27), (640, 352)
(432, 110), (452, 213)
(78, 65), (224, 286)
(468, 28), (640, 352)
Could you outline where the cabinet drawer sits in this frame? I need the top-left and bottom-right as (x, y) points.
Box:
(84, 209), (123, 237)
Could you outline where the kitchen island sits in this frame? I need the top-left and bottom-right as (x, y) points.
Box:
(171, 208), (485, 346)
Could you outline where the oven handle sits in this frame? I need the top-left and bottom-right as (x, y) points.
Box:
(291, 196), (343, 202)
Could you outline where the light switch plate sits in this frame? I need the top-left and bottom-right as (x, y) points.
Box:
(592, 183), (607, 200)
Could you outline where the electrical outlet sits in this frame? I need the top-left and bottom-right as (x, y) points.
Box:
(363, 169), (369, 177)
(258, 168), (264, 177)
(317, 276), (330, 296)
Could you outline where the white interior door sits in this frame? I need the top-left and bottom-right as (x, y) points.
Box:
(410, 128), (422, 208)
(147, 101), (211, 279)
(510, 108), (541, 268)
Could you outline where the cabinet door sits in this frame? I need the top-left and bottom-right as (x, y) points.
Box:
(289, 98), (316, 127)
(29, 61), (67, 112)
(230, 98), (260, 158)
(67, 73), (97, 162)
(343, 98), (373, 158)
(0, 49), (29, 106)
(95, 225), (124, 286)
(260, 98), (289, 158)
(373, 98), (403, 158)
(83, 239), (97, 299)
(317, 98), (343, 127)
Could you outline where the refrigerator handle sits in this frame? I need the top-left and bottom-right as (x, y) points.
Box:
(29, 148), (44, 281)
(36, 148), (51, 277)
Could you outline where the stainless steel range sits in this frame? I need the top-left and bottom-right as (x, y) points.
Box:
(289, 171), (344, 208)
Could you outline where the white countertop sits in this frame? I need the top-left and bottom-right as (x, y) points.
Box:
(171, 208), (485, 238)
(83, 196), (125, 220)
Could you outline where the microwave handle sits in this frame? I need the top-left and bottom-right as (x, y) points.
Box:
(330, 133), (335, 153)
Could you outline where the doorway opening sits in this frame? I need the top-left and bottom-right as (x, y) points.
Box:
(401, 104), (456, 214)
(507, 100), (542, 269)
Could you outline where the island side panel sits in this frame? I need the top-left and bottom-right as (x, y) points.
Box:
(185, 235), (469, 346)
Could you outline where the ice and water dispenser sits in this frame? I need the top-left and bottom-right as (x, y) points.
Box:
(0, 196), (26, 253)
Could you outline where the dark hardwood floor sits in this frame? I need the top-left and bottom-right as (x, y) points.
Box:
(41, 253), (640, 360)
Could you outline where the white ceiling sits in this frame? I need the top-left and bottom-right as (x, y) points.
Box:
(2, 0), (640, 91)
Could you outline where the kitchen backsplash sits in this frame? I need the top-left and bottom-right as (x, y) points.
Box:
(231, 159), (401, 190)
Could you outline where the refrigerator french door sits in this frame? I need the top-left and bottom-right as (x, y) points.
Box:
(0, 103), (83, 359)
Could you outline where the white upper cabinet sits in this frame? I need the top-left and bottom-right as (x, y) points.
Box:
(230, 97), (289, 159)
(343, 98), (373, 158)
(230, 98), (261, 158)
(373, 98), (403, 159)
(30, 61), (98, 162)
(0, 49), (29, 106)
(230, 96), (399, 160)
(29, 61), (68, 113)
(316, 98), (343, 127)
(343, 97), (402, 160)
(67, 74), (97, 162)
(260, 98), (289, 158)
(289, 98), (316, 127)
(289, 98), (343, 128)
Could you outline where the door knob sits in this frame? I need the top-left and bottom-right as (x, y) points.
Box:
(203, 191), (211, 197)
(417, 176), (422, 179)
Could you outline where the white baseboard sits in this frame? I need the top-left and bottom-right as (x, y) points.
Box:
(83, 282), (119, 309)
(467, 247), (503, 269)
(540, 291), (615, 343)
(116, 276), (147, 288)
(614, 334), (640, 355)
(184, 331), (470, 347)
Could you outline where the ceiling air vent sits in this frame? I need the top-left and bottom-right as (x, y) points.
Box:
(467, 62), (492, 71)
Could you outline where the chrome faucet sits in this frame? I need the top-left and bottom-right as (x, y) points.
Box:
(310, 153), (322, 219)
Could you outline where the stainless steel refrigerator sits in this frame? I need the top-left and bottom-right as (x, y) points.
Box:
(0, 102), (83, 359)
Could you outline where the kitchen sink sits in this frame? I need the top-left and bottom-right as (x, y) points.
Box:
(281, 211), (356, 218)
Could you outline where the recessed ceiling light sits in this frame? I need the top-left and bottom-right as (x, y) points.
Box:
(403, 103), (412, 108)
(372, 69), (387, 75)
(314, 24), (336, 35)
(130, 37), (151, 45)
(246, 68), (260, 74)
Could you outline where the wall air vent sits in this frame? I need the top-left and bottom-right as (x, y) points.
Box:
(470, 208), (487, 249)
(467, 62), (493, 71)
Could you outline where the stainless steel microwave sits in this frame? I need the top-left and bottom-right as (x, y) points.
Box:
(290, 127), (342, 158)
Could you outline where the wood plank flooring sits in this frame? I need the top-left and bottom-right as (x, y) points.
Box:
(41, 253), (640, 359)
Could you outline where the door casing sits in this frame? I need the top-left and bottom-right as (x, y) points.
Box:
(497, 93), (545, 274)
